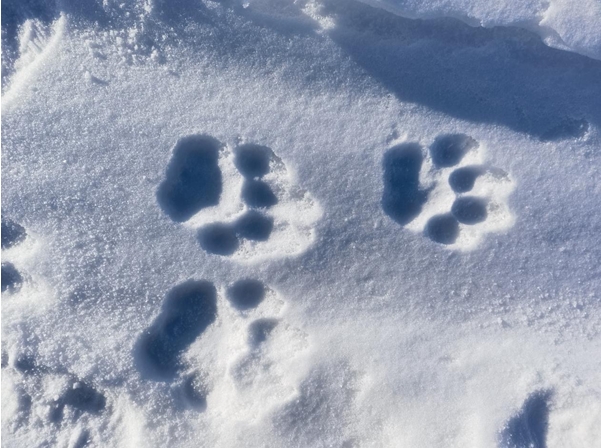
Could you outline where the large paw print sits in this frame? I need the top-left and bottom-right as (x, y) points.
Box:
(134, 279), (308, 416)
(157, 135), (321, 262)
(382, 134), (514, 249)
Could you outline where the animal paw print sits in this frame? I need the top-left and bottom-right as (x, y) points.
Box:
(157, 135), (321, 261)
(135, 279), (307, 416)
(382, 134), (514, 249)
(1, 217), (27, 293)
(2, 345), (107, 447)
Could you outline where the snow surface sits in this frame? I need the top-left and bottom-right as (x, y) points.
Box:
(2, 0), (601, 447)
(362, 0), (601, 61)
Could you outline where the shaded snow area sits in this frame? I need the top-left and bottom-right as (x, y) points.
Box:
(2, 0), (601, 447)
(363, 0), (601, 61)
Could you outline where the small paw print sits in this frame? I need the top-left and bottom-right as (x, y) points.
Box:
(157, 135), (322, 262)
(2, 347), (107, 446)
(1, 217), (27, 293)
(382, 133), (514, 249)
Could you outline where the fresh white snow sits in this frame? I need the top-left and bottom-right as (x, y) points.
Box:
(2, 0), (601, 447)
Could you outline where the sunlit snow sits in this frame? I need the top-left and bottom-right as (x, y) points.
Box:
(2, 0), (601, 447)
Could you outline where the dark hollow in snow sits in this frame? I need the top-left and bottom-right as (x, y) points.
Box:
(14, 354), (39, 375)
(136, 280), (217, 380)
(50, 381), (106, 423)
(227, 279), (266, 310)
(157, 135), (222, 222)
(499, 390), (551, 448)
(430, 134), (478, 168)
(2, 262), (23, 292)
(382, 143), (429, 226)
(426, 214), (460, 244)
(451, 196), (487, 224)
(198, 223), (239, 255)
(1, 217), (27, 249)
(234, 144), (273, 178)
(248, 318), (279, 346)
(235, 211), (274, 241)
(448, 166), (485, 193)
(241, 180), (278, 208)
(61, 382), (106, 414)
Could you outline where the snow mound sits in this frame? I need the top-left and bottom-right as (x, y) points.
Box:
(359, 0), (601, 60)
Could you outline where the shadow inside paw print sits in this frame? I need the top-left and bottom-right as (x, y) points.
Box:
(425, 214), (459, 245)
(381, 143), (430, 225)
(227, 279), (266, 310)
(2, 262), (23, 293)
(236, 144), (279, 207)
(136, 280), (217, 380)
(235, 210), (274, 241)
(2, 217), (27, 249)
(157, 135), (222, 223)
(234, 144), (273, 178)
(197, 223), (240, 256)
(247, 318), (279, 346)
(499, 391), (551, 448)
(197, 211), (274, 255)
(448, 166), (486, 193)
(451, 196), (487, 224)
(242, 180), (278, 207)
(50, 381), (107, 423)
(1, 217), (27, 293)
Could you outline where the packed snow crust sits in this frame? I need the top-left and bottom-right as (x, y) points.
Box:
(2, 0), (601, 447)
(362, 0), (601, 60)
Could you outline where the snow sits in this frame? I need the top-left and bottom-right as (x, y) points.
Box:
(362, 0), (601, 60)
(2, 0), (601, 447)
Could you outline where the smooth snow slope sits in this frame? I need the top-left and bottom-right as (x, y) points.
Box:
(2, 0), (601, 447)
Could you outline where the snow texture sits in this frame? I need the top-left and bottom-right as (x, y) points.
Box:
(2, 0), (601, 447)
(362, 0), (601, 60)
